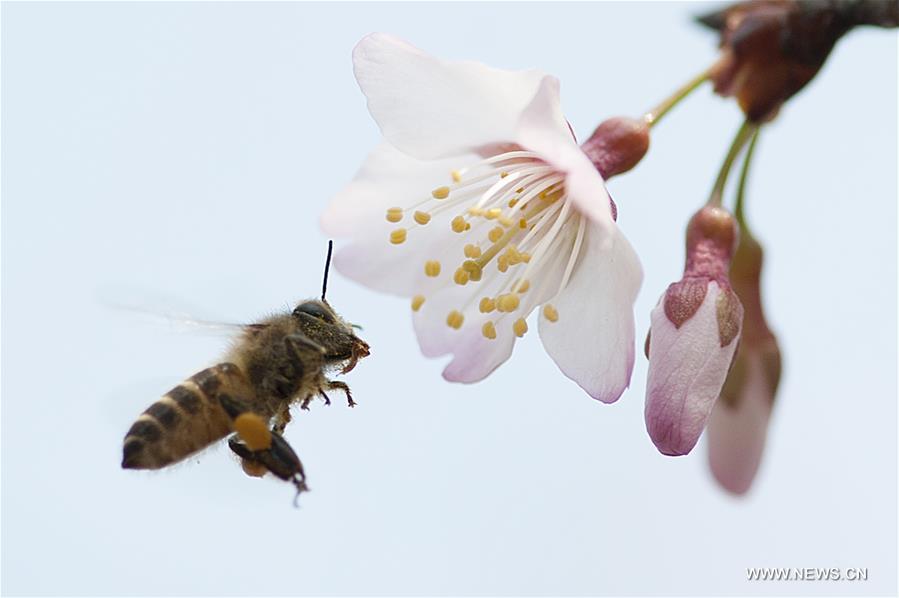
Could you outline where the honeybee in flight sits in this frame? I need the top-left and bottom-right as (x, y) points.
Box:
(121, 242), (370, 501)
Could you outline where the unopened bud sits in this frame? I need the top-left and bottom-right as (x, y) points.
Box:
(581, 116), (650, 179)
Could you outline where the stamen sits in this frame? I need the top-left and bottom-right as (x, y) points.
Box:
(462, 260), (483, 281)
(446, 310), (464, 329)
(464, 244), (482, 258)
(386, 207), (403, 223)
(451, 170), (462, 183)
(482, 321), (497, 339)
(497, 293), (520, 312)
(543, 304), (559, 322)
(432, 186), (450, 200)
(453, 268), (470, 285)
(413, 211), (431, 225)
(514, 279), (530, 293)
(424, 261), (441, 277)
(513, 318), (528, 337)
(411, 295), (426, 311)
(486, 208), (502, 220)
(451, 216), (467, 233)
(479, 297), (496, 313)
(390, 228), (407, 244)
(488, 226), (504, 242)
(497, 255), (509, 272)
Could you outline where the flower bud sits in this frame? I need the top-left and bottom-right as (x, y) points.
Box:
(707, 231), (782, 494)
(697, 0), (897, 121)
(580, 116), (650, 179)
(645, 207), (744, 456)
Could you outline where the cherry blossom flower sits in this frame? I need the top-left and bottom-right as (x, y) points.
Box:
(322, 33), (643, 402)
(644, 206), (744, 455)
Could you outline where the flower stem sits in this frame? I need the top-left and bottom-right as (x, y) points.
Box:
(643, 68), (710, 127)
(734, 128), (761, 230)
(708, 120), (758, 207)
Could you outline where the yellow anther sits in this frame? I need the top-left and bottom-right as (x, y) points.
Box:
(390, 228), (407, 244)
(462, 260), (482, 282)
(500, 171), (509, 178)
(513, 318), (528, 337)
(465, 222), (471, 231)
(468, 207), (485, 217)
(515, 279), (530, 293)
(482, 321), (497, 339)
(479, 297), (496, 313)
(508, 198), (519, 208)
(521, 252), (532, 263)
(519, 218), (528, 229)
(497, 293), (520, 312)
(464, 244), (482, 259)
(414, 210), (432, 225)
(505, 246), (522, 265)
(386, 207), (403, 223)
(486, 208), (502, 220)
(451, 170), (462, 183)
(543, 304), (559, 322)
(432, 186), (450, 200)
(488, 226), (504, 242)
(234, 413), (272, 451)
(424, 260), (441, 277)
(516, 187), (524, 193)
(498, 255), (509, 272)
(453, 268), (470, 285)
(451, 216), (467, 233)
(446, 310), (464, 329)
(499, 217), (514, 227)
(411, 295), (426, 311)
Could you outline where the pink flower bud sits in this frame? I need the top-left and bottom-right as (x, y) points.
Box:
(580, 116), (650, 179)
(645, 207), (744, 456)
(708, 232), (782, 494)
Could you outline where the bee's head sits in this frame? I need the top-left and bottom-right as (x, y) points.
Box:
(290, 301), (370, 372)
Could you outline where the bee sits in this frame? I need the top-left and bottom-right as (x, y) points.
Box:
(121, 241), (370, 501)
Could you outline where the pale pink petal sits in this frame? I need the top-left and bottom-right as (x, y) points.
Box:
(645, 282), (741, 456)
(441, 319), (517, 383)
(353, 33), (553, 159)
(516, 77), (613, 225)
(538, 222), (642, 403)
(321, 142), (471, 237)
(707, 350), (774, 494)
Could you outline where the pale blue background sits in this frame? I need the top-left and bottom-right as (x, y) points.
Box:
(2, 2), (896, 596)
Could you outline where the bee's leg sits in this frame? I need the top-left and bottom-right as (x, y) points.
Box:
(272, 404), (292, 435)
(324, 379), (356, 408)
(228, 432), (309, 502)
(319, 389), (332, 406)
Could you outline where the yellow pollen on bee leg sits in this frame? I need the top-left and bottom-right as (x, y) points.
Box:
(414, 211), (432, 225)
(446, 310), (464, 329)
(386, 207), (403, 223)
(234, 413), (272, 451)
(464, 244), (482, 259)
(479, 297), (496, 313)
(543, 304), (559, 322)
(482, 321), (497, 339)
(453, 268), (470, 285)
(411, 295), (426, 311)
(451, 170), (462, 183)
(390, 228), (407, 244)
(513, 318), (528, 337)
(424, 260), (441, 277)
(451, 216), (467, 233)
(497, 293), (520, 312)
(488, 226), (504, 243)
(432, 186), (450, 200)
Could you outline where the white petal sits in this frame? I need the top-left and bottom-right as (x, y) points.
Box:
(707, 349), (774, 494)
(321, 142), (468, 237)
(538, 222), (643, 403)
(353, 33), (553, 159)
(516, 77), (613, 225)
(644, 282), (741, 456)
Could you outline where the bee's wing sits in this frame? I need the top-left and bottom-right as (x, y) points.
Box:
(106, 303), (251, 336)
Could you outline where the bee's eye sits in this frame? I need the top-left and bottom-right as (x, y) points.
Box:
(293, 302), (335, 323)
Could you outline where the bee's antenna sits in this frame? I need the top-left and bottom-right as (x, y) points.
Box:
(321, 240), (334, 302)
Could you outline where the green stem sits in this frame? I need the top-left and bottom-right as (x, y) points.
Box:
(643, 68), (710, 127)
(708, 120), (757, 207)
(734, 128), (761, 230)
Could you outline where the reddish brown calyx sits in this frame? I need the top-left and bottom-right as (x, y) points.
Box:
(581, 116), (650, 179)
(697, 0), (896, 121)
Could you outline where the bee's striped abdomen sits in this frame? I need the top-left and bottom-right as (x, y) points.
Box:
(122, 363), (249, 470)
